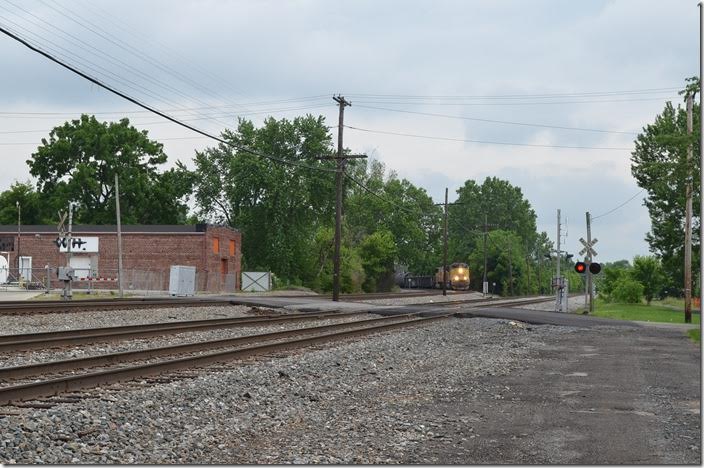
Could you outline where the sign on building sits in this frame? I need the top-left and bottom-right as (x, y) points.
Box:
(58, 236), (99, 253)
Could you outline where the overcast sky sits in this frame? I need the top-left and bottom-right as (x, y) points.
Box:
(0, 0), (699, 263)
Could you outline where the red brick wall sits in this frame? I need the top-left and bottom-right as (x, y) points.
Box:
(0, 225), (242, 292)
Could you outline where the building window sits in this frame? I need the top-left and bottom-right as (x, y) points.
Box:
(229, 240), (235, 256)
(212, 237), (219, 254)
(221, 258), (228, 274)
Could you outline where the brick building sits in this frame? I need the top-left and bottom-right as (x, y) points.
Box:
(0, 224), (242, 292)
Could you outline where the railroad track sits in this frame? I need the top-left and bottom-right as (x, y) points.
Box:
(0, 297), (231, 315)
(0, 310), (367, 351)
(0, 313), (449, 406)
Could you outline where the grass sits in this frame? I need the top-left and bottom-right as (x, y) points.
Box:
(592, 301), (700, 324)
(687, 328), (701, 344)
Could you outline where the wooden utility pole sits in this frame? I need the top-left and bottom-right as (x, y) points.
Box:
(328, 96), (366, 302)
(442, 187), (449, 296)
(332, 95), (350, 302)
(115, 174), (124, 299)
(685, 93), (694, 324)
(16, 201), (20, 280)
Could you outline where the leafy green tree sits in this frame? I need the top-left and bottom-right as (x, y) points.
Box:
(0, 182), (49, 225)
(595, 260), (632, 301)
(611, 277), (644, 304)
(631, 79), (701, 294)
(27, 114), (193, 224)
(346, 159), (443, 275)
(192, 116), (336, 284)
(468, 229), (528, 296)
(631, 255), (666, 305)
(358, 230), (398, 292)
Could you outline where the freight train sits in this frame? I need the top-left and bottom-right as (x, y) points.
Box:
(400, 262), (471, 290)
(434, 262), (470, 290)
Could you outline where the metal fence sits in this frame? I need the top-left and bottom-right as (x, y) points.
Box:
(0, 266), (237, 294)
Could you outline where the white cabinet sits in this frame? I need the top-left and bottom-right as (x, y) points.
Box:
(169, 265), (196, 296)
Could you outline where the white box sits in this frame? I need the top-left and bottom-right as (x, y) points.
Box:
(169, 265), (196, 296)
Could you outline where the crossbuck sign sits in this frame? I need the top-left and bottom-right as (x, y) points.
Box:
(579, 237), (598, 258)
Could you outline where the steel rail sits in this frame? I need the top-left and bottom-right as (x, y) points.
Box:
(0, 299), (232, 315)
(0, 314), (449, 405)
(0, 311), (367, 351)
(0, 314), (417, 381)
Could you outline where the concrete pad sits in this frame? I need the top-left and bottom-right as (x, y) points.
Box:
(0, 290), (44, 301)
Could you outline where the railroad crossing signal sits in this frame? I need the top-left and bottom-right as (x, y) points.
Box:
(578, 237), (598, 257)
(575, 260), (601, 274)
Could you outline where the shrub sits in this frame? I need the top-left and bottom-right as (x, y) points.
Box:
(611, 277), (644, 303)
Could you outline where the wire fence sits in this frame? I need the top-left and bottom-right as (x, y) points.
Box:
(0, 266), (239, 294)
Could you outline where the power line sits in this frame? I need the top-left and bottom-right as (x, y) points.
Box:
(345, 87), (681, 100)
(354, 104), (638, 135)
(350, 96), (677, 107)
(0, 25), (338, 175)
(591, 189), (646, 220)
(344, 124), (633, 151)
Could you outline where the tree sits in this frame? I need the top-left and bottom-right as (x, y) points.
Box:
(192, 115), (336, 284)
(631, 255), (666, 305)
(358, 230), (398, 292)
(0, 182), (49, 225)
(611, 277), (644, 304)
(346, 159), (443, 275)
(28, 114), (193, 224)
(631, 79), (701, 294)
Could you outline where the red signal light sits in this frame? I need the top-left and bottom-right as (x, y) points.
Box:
(575, 262), (586, 273)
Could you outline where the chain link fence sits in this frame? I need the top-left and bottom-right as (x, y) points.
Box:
(0, 266), (237, 294)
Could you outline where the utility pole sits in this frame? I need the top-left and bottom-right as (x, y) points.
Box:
(482, 214), (488, 296)
(329, 95), (366, 301)
(66, 202), (75, 300)
(586, 211), (594, 314)
(332, 95), (349, 303)
(16, 201), (20, 281)
(555, 209), (561, 312)
(115, 174), (124, 299)
(684, 93), (694, 324)
(443, 187), (448, 296)
(700, 2), (704, 324)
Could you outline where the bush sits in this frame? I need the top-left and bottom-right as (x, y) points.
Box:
(610, 278), (644, 303)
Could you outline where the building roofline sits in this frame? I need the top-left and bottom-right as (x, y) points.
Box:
(0, 224), (240, 234)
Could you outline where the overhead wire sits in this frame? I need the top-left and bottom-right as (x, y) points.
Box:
(39, 0), (252, 117)
(353, 104), (638, 135)
(591, 189), (646, 220)
(344, 124), (633, 151)
(1, 1), (234, 130)
(0, 25), (339, 175)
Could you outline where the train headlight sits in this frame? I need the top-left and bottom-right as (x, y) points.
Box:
(453, 275), (459, 281)
(463, 276), (468, 280)
(458, 268), (464, 274)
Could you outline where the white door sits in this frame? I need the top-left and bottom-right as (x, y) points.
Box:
(0, 255), (7, 283)
(19, 256), (32, 281)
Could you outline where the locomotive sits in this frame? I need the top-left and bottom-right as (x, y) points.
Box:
(434, 262), (470, 290)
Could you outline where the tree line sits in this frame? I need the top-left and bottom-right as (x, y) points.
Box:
(1, 113), (589, 294)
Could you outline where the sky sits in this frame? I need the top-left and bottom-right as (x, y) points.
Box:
(0, 0), (699, 263)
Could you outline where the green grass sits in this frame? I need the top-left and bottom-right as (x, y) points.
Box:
(651, 297), (685, 309)
(592, 301), (700, 324)
(687, 328), (701, 344)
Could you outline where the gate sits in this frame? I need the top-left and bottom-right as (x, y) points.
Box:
(241, 271), (271, 292)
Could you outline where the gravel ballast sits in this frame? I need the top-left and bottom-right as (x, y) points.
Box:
(0, 305), (698, 464)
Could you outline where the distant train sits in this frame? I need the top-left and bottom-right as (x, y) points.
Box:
(434, 262), (470, 290)
(400, 262), (471, 290)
